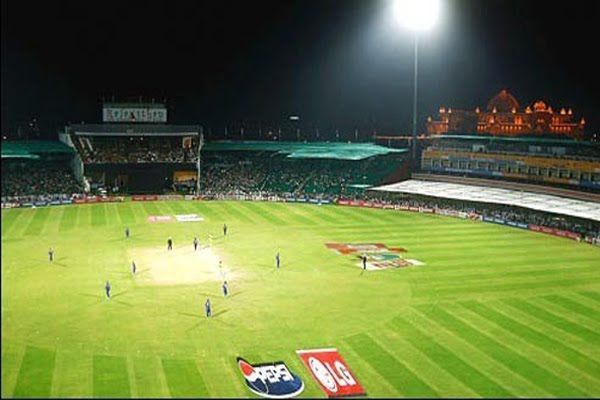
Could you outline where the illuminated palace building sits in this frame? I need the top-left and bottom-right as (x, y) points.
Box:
(426, 89), (585, 139)
(420, 91), (600, 191)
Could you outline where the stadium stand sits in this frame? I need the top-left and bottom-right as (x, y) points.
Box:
(1, 141), (84, 204)
(199, 142), (408, 199)
(420, 135), (600, 191)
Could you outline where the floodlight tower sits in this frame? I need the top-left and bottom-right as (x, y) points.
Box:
(393, 0), (441, 167)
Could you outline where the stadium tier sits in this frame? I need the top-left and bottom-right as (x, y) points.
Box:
(420, 135), (600, 191)
(1, 141), (84, 203)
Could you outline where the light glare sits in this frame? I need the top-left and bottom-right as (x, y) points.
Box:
(393, 0), (441, 32)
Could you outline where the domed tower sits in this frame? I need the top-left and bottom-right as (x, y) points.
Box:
(486, 89), (520, 113)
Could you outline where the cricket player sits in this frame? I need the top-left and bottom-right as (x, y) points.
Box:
(276, 251), (280, 269)
(222, 281), (229, 297)
(167, 236), (173, 251)
(193, 236), (199, 251)
(105, 281), (111, 299)
(48, 247), (54, 262)
(131, 260), (136, 275)
(125, 227), (130, 238)
(223, 223), (228, 236)
(362, 254), (367, 270)
(205, 298), (212, 317)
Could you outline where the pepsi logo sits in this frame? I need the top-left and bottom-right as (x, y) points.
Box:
(237, 357), (304, 398)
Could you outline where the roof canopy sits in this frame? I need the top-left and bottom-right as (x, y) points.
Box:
(372, 179), (600, 222)
(1, 140), (74, 159)
(203, 141), (407, 161)
(69, 124), (200, 136)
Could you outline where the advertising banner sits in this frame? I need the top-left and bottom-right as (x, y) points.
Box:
(296, 349), (365, 398)
(529, 225), (580, 240)
(147, 215), (173, 223)
(237, 358), (304, 398)
(175, 214), (203, 222)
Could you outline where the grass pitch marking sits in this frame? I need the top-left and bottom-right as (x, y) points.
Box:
(129, 245), (236, 286)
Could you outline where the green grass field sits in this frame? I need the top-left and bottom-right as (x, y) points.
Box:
(2, 200), (600, 398)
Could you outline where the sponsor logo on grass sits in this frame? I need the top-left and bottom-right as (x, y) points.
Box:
(147, 215), (173, 223)
(325, 243), (423, 270)
(237, 357), (304, 398)
(175, 214), (203, 222)
(296, 348), (365, 398)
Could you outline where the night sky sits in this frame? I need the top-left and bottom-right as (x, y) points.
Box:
(2, 0), (599, 140)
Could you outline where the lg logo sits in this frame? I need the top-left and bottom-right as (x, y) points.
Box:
(308, 357), (356, 393)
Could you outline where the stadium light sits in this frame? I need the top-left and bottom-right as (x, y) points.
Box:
(392, 0), (441, 166)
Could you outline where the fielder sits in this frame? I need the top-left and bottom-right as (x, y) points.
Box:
(193, 236), (200, 251)
(48, 247), (54, 262)
(222, 281), (229, 297)
(205, 298), (212, 317)
(167, 236), (173, 251)
(105, 281), (111, 299)
(131, 260), (137, 275)
(276, 251), (280, 269)
(125, 227), (130, 238)
(223, 223), (228, 236)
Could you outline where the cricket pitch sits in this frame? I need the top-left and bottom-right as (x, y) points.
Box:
(128, 245), (235, 286)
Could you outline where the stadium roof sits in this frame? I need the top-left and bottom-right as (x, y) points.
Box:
(371, 179), (600, 222)
(1, 140), (75, 159)
(203, 141), (407, 160)
(429, 134), (598, 147)
(69, 124), (200, 136)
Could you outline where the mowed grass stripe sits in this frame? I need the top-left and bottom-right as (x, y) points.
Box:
(58, 205), (79, 232)
(186, 202), (223, 221)
(141, 201), (160, 216)
(269, 203), (319, 226)
(344, 333), (438, 397)
(578, 291), (600, 305)
(390, 315), (513, 397)
(93, 355), (131, 398)
(216, 201), (256, 223)
(12, 346), (56, 398)
(164, 201), (188, 214)
(540, 295), (600, 323)
(416, 306), (587, 397)
(161, 358), (209, 398)
(1, 342), (25, 398)
(133, 356), (170, 398)
(1, 210), (20, 235)
(415, 276), (600, 299)
(500, 298), (600, 343)
(23, 207), (52, 236)
(400, 309), (549, 397)
(455, 303), (600, 396)
(52, 350), (92, 398)
(459, 300), (600, 379)
(305, 205), (344, 224)
(236, 202), (282, 225)
(91, 204), (107, 226)
(116, 202), (136, 225)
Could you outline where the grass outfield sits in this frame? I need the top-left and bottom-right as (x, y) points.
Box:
(2, 200), (600, 398)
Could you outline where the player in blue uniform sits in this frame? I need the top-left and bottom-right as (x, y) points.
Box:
(205, 298), (212, 317)
(105, 281), (111, 299)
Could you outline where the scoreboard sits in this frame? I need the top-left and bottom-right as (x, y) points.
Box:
(103, 103), (167, 123)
